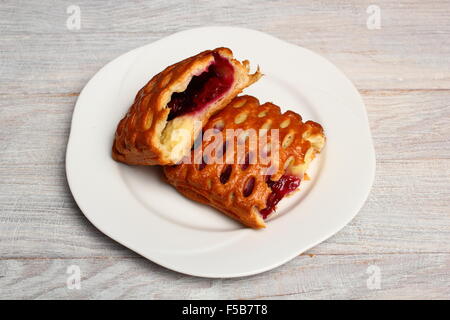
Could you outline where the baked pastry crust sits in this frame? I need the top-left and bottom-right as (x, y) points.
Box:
(112, 47), (261, 166)
(163, 95), (325, 228)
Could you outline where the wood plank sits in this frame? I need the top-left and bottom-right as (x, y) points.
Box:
(364, 89), (450, 160)
(0, 91), (449, 258)
(310, 159), (450, 255)
(0, 254), (448, 299)
(1, 0), (449, 299)
(1, 0), (450, 95)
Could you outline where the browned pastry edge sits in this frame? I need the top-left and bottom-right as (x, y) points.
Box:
(163, 95), (326, 228)
(112, 47), (261, 166)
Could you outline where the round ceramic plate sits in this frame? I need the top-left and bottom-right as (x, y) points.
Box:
(66, 26), (375, 278)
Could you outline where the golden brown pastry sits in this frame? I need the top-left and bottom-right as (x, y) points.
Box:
(112, 48), (261, 165)
(164, 96), (325, 228)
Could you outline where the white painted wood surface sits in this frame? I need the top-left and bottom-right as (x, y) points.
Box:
(0, 0), (449, 299)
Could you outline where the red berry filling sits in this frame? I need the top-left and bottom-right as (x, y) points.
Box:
(167, 53), (234, 120)
(260, 174), (301, 219)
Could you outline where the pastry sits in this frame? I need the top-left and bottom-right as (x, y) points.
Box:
(163, 96), (325, 228)
(112, 48), (261, 165)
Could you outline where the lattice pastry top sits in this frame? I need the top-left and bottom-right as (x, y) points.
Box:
(164, 95), (325, 228)
(112, 47), (261, 166)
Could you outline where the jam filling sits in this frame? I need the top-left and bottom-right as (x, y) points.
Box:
(167, 53), (234, 120)
(260, 174), (301, 219)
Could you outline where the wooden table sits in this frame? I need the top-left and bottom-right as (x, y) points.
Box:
(0, 0), (449, 299)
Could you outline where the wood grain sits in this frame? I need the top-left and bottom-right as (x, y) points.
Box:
(0, 92), (448, 258)
(0, 254), (448, 299)
(0, 0), (449, 299)
(1, 0), (450, 95)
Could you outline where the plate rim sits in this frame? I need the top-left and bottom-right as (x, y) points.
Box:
(66, 26), (376, 278)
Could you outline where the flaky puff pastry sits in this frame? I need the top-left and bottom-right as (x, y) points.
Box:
(112, 48), (261, 166)
(164, 96), (325, 228)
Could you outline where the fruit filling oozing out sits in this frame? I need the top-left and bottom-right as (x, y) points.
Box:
(167, 53), (235, 120)
(260, 174), (301, 219)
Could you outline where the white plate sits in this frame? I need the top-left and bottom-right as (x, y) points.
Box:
(66, 26), (375, 278)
